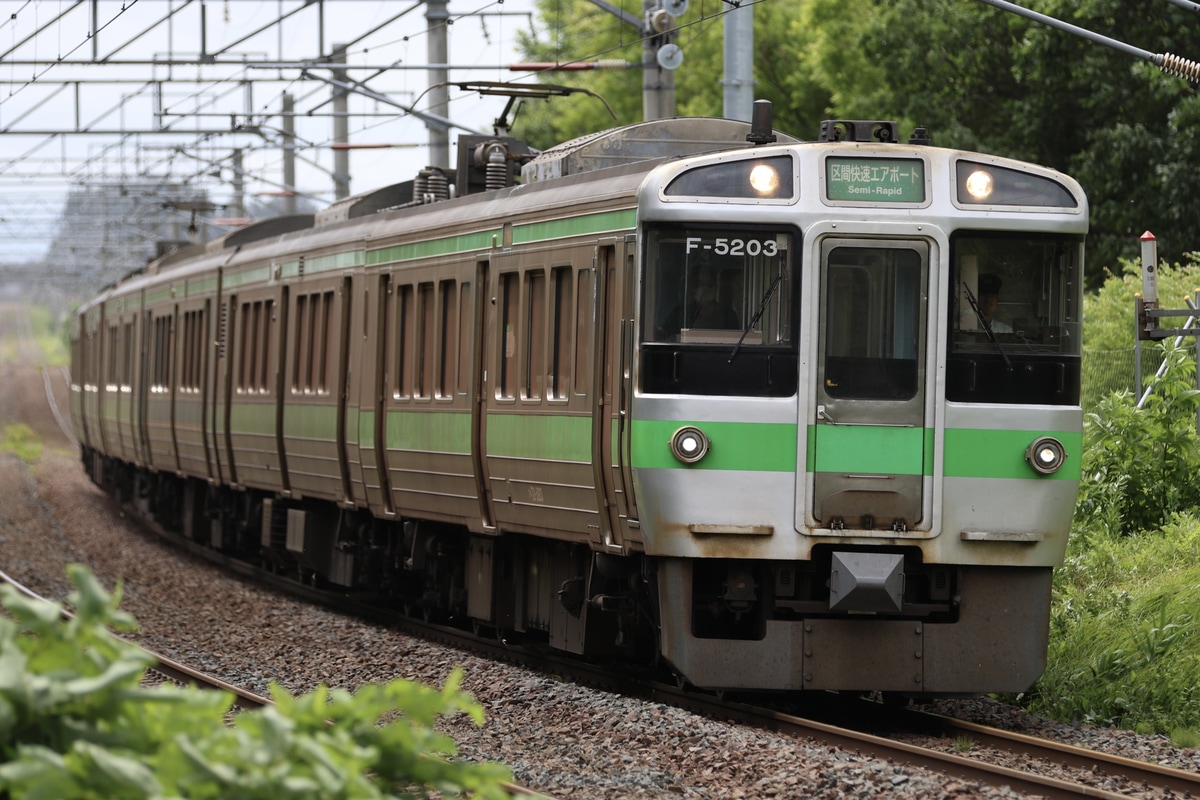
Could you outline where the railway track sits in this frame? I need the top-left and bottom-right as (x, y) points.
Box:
(4, 302), (1195, 798)
(117, 512), (1200, 800)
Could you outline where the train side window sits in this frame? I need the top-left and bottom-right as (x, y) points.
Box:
(106, 324), (118, 391)
(154, 315), (173, 394)
(291, 295), (307, 393)
(260, 300), (274, 394)
(574, 267), (594, 397)
(179, 312), (192, 393)
(122, 322), (134, 391)
(319, 291), (334, 394)
(526, 269), (546, 400)
(416, 282), (435, 399)
(456, 281), (472, 397)
(438, 279), (457, 398)
(237, 304), (249, 393)
(550, 266), (573, 399)
(395, 284), (414, 400)
(500, 272), (519, 399)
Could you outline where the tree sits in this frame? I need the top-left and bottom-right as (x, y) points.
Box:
(868, 0), (1200, 280)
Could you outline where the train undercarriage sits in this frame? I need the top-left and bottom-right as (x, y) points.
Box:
(84, 446), (1053, 696)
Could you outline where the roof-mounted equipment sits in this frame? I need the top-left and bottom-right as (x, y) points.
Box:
(818, 120), (899, 143)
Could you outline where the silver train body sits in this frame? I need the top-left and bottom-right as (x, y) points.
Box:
(71, 116), (1087, 695)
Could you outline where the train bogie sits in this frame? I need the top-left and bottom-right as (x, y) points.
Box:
(71, 111), (1087, 696)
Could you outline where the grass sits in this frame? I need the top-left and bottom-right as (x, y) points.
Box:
(0, 423), (43, 463)
(0, 305), (70, 367)
(1024, 514), (1200, 738)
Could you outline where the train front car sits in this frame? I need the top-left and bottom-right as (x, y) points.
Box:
(633, 122), (1087, 696)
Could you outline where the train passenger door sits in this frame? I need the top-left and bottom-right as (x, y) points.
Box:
(595, 239), (640, 547)
(471, 260), (497, 530)
(810, 238), (931, 533)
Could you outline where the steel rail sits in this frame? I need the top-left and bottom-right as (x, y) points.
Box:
(112, 500), (1198, 800)
(897, 705), (1200, 799)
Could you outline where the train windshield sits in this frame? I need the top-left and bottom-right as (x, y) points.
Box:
(640, 225), (798, 397)
(948, 232), (1083, 405)
(644, 226), (794, 346)
(950, 233), (1081, 355)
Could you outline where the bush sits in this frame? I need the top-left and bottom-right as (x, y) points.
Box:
(1075, 339), (1200, 537)
(0, 565), (512, 799)
(1032, 514), (1200, 733)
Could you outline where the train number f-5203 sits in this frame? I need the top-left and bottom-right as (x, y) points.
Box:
(685, 235), (780, 258)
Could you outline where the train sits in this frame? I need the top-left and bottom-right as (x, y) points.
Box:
(70, 103), (1087, 696)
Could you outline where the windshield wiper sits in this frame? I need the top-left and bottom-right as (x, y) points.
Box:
(962, 281), (1013, 372)
(729, 270), (785, 363)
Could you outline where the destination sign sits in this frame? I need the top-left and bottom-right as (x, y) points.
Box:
(826, 157), (926, 203)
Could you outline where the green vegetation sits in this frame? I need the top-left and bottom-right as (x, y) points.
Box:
(28, 306), (71, 367)
(0, 423), (43, 463)
(515, 0), (1200, 281)
(0, 564), (513, 799)
(1023, 265), (1200, 739)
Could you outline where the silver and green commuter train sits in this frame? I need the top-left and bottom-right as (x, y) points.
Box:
(71, 107), (1086, 696)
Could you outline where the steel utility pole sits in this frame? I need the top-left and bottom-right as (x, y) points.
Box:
(722, 3), (754, 121)
(426, 0), (451, 168)
(332, 43), (351, 200)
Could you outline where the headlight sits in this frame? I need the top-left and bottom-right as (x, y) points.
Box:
(670, 426), (710, 464)
(749, 163), (780, 195)
(1025, 436), (1066, 475)
(964, 169), (994, 201)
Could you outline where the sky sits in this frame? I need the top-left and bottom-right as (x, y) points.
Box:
(0, 0), (543, 262)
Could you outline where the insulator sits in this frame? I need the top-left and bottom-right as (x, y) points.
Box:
(1161, 52), (1200, 83)
(412, 170), (430, 204)
(485, 146), (509, 191)
(426, 168), (450, 201)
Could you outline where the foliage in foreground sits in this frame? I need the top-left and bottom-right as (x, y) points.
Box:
(1033, 514), (1200, 737)
(0, 564), (512, 799)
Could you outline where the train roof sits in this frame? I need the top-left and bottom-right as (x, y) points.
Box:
(521, 117), (800, 184)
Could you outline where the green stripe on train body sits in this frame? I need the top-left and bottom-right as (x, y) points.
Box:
(807, 424), (929, 476)
(512, 209), (636, 244)
(367, 231), (500, 265)
(486, 412), (592, 462)
(631, 419), (798, 471)
(943, 427), (1082, 481)
(631, 418), (1080, 481)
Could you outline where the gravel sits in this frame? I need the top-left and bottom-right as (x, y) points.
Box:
(3, 313), (1198, 799)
